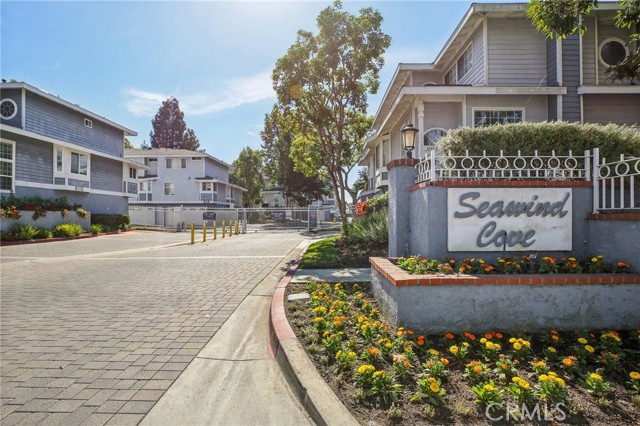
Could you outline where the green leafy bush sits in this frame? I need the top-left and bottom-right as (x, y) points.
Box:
(90, 224), (103, 235)
(91, 214), (130, 231)
(7, 223), (39, 241)
(52, 223), (84, 238)
(436, 122), (640, 159)
(34, 228), (52, 239)
(345, 208), (388, 245)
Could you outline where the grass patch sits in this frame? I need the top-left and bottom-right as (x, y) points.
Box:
(298, 236), (343, 269)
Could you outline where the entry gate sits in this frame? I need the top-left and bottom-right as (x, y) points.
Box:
(129, 206), (340, 232)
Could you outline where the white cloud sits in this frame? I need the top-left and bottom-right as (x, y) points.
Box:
(123, 71), (275, 117)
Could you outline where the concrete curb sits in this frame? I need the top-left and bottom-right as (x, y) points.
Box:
(269, 264), (360, 426)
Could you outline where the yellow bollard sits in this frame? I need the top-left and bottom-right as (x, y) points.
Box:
(213, 220), (217, 240)
(203, 222), (207, 243)
(235, 219), (239, 235)
(190, 222), (195, 245)
(222, 220), (226, 238)
(229, 219), (233, 236)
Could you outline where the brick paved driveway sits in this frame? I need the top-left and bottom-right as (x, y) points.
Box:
(0, 231), (304, 425)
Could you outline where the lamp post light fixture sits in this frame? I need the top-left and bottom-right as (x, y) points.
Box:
(401, 122), (419, 159)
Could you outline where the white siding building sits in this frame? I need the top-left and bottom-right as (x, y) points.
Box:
(125, 148), (245, 207)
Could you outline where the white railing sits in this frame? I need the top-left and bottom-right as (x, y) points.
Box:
(593, 148), (640, 212)
(416, 149), (590, 183)
(414, 147), (639, 213)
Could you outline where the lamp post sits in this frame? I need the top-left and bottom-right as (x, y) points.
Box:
(401, 123), (418, 159)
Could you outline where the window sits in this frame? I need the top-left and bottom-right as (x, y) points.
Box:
(457, 45), (473, 80)
(70, 152), (88, 175)
(0, 140), (15, 192)
(56, 149), (63, 172)
(382, 140), (390, 165)
(473, 109), (524, 127)
(599, 38), (628, 67)
(192, 157), (202, 161)
(164, 183), (175, 195)
(424, 128), (447, 147)
(148, 158), (158, 162)
(0, 99), (17, 120)
(166, 158), (187, 169)
(201, 182), (217, 192)
(445, 66), (457, 85)
(84, 118), (93, 128)
(129, 167), (137, 179)
(140, 181), (152, 192)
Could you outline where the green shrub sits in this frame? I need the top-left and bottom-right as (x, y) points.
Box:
(34, 228), (52, 239)
(91, 214), (130, 231)
(52, 223), (84, 238)
(345, 208), (389, 245)
(7, 223), (39, 241)
(90, 224), (103, 235)
(436, 122), (640, 160)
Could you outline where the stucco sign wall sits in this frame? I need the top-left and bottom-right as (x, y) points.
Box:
(447, 188), (572, 252)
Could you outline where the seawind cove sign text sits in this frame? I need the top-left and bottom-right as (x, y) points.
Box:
(447, 188), (572, 252)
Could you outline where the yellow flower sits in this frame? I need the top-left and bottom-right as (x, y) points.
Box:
(462, 342), (470, 347)
(547, 347), (557, 353)
(357, 364), (375, 375)
(578, 337), (587, 344)
(429, 382), (440, 393)
(480, 337), (488, 344)
(509, 337), (516, 343)
(630, 371), (640, 380)
(591, 257), (598, 262)
(539, 374), (548, 381)
(555, 377), (566, 387)
(449, 345), (459, 355)
(486, 341), (494, 350)
(427, 348), (439, 356)
(534, 361), (546, 368)
(373, 370), (385, 377)
(519, 380), (530, 390)
(589, 373), (602, 381)
(483, 384), (496, 392)
(585, 345), (595, 353)
(513, 342), (522, 351)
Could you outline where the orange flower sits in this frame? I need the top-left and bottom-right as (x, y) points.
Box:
(445, 333), (454, 339)
(495, 333), (503, 339)
(473, 365), (483, 374)
(440, 358), (450, 365)
(485, 333), (493, 339)
(407, 330), (414, 335)
(551, 330), (559, 335)
(552, 335), (559, 341)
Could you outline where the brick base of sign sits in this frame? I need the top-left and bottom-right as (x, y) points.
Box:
(369, 257), (640, 333)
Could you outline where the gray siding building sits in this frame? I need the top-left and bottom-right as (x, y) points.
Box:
(360, 2), (639, 198)
(0, 81), (142, 214)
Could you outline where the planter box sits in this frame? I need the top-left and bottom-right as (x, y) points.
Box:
(370, 257), (640, 333)
(0, 211), (91, 233)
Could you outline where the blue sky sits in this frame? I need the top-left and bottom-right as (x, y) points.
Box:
(1, 0), (513, 164)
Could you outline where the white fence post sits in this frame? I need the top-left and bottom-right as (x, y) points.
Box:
(592, 148), (600, 213)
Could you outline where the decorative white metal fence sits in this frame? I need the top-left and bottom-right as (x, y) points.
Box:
(593, 148), (639, 212)
(416, 149), (590, 183)
(415, 147), (639, 213)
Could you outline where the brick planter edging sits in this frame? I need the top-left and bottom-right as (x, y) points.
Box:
(369, 257), (640, 286)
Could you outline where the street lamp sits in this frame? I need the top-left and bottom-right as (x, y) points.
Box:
(401, 123), (418, 159)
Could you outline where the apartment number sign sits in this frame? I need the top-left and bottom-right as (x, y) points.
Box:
(447, 188), (572, 252)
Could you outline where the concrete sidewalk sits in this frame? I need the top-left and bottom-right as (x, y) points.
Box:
(290, 268), (371, 284)
(140, 242), (313, 426)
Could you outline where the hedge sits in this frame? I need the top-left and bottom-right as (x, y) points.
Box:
(435, 122), (640, 160)
(91, 214), (130, 230)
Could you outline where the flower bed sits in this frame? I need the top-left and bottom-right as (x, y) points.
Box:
(286, 281), (640, 425)
(370, 257), (640, 333)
